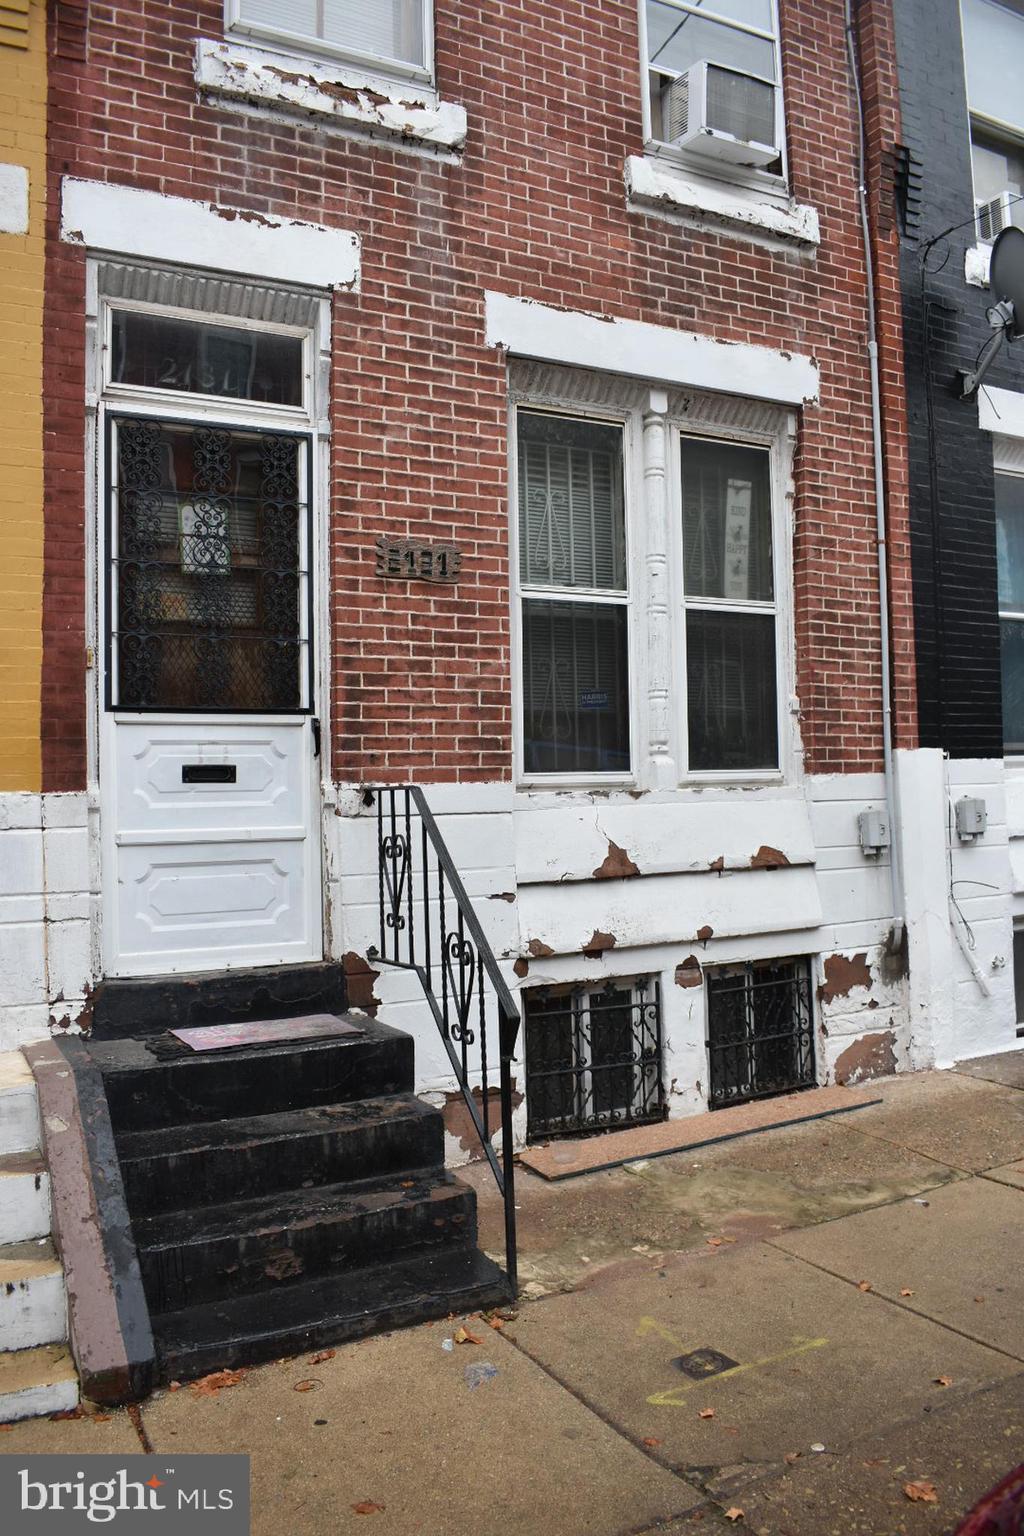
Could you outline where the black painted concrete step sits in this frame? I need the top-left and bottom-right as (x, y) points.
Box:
(90, 1018), (413, 1132)
(152, 1243), (511, 1381)
(117, 1094), (443, 1216)
(135, 1171), (478, 1313)
(89, 962), (348, 1040)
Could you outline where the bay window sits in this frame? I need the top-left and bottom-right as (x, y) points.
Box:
(513, 382), (787, 786)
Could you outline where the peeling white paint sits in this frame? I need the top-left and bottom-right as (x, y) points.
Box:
(965, 242), (991, 288)
(196, 38), (466, 152)
(625, 155), (820, 251)
(483, 292), (820, 406)
(60, 178), (361, 291)
(0, 162), (29, 236)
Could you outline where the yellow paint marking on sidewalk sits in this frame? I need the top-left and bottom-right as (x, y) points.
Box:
(635, 1316), (689, 1352)
(644, 1334), (828, 1408)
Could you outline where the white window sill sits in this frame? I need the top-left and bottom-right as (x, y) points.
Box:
(196, 38), (467, 154)
(966, 242), (992, 288)
(625, 154), (820, 252)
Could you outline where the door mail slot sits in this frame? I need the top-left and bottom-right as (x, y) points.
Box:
(181, 764), (237, 784)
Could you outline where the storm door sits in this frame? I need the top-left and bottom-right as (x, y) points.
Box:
(99, 306), (322, 976)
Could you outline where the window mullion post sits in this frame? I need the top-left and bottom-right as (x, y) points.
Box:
(642, 389), (677, 787)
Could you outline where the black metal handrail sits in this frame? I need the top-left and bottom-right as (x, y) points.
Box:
(368, 785), (520, 1296)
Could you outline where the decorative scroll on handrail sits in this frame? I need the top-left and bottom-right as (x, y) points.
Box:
(368, 786), (520, 1296)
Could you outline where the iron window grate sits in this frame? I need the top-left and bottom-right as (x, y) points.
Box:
(706, 957), (815, 1111)
(524, 977), (666, 1140)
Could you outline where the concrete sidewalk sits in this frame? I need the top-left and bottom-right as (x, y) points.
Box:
(4, 1054), (1024, 1534)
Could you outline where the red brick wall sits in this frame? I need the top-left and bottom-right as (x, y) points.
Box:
(42, 0), (914, 789)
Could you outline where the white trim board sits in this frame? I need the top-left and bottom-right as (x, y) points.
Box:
(979, 385), (1024, 440)
(61, 179), (360, 291)
(483, 292), (819, 406)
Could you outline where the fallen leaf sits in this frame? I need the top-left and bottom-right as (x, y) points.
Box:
(453, 1327), (483, 1346)
(642, 1437), (662, 1447)
(293, 1379), (322, 1393)
(975, 1295), (986, 1304)
(487, 1316), (505, 1331)
(50, 1408), (84, 1421)
(401, 1181), (414, 1189)
(934, 1376), (953, 1388)
(167, 1381), (182, 1393)
(724, 1509), (745, 1522)
(899, 1288), (914, 1298)
(91, 1414), (112, 1423)
(784, 1452), (802, 1465)
(904, 1481), (938, 1504)
(698, 1407), (716, 1419)
(309, 1350), (335, 1365)
(706, 1237), (724, 1248)
(352, 1501), (385, 1515)
(190, 1369), (246, 1398)
(857, 1280), (873, 1292)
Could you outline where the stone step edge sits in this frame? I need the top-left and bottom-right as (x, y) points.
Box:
(0, 1343), (79, 1424)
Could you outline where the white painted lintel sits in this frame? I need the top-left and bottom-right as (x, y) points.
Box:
(60, 178), (360, 291)
(484, 291), (819, 406)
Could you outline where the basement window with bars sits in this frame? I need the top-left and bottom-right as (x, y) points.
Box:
(226, 0), (433, 83)
(524, 978), (666, 1141)
(705, 957), (815, 1110)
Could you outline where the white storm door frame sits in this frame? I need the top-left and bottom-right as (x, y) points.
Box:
(95, 317), (326, 978)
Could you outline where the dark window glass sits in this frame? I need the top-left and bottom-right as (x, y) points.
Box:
(686, 609), (778, 770)
(518, 412), (626, 591)
(1014, 928), (1024, 1024)
(112, 417), (308, 711)
(523, 599), (630, 775)
(111, 311), (303, 406)
(706, 958), (814, 1109)
(996, 473), (1024, 751)
(682, 438), (774, 602)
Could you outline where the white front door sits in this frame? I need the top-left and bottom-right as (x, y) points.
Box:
(97, 304), (324, 977)
(103, 716), (320, 976)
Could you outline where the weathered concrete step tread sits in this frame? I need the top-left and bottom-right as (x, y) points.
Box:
(0, 1343), (78, 1423)
(0, 1237), (61, 1281)
(0, 1151), (46, 1178)
(134, 1170), (472, 1253)
(0, 1051), (40, 1157)
(151, 1244), (511, 1382)
(117, 1092), (437, 1161)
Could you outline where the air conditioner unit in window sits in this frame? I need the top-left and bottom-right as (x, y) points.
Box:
(975, 190), (1021, 243)
(661, 59), (779, 169)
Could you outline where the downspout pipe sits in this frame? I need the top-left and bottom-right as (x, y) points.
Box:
(844, 0), (906, 948)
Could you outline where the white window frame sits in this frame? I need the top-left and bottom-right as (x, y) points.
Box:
(637, 0), (789, 193)
(511, 403), (639, 791)
(225, 0), (435, 86)
(960, 0), (1024, 241)
(671, 428), (787, 783)
(509, 368), (795, 792)
(996, 459), (1024, 756)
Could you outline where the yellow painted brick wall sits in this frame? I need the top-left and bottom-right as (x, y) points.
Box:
(0, 0), (45, 791)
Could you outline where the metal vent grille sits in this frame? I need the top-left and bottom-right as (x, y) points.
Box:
(663, 76), (689, 142)
(705, 65), (775, 148)
(976, 193), (1016, 244)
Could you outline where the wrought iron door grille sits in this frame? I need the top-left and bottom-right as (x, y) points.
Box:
(107, 415), (312, 712)
(706, 958), (815, 1111)
(524, 978), (666, 1140)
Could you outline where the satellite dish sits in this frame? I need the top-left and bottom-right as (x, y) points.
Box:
(957, 224), (1024, 397)
(990, 225), (1024, 342)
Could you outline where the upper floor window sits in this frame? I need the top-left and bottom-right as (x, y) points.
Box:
(640, 0), (784, 179)
(226, 0), (433, 83)
(962, 0), (1024, 240)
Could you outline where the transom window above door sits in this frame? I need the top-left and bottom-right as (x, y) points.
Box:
(513, 391), (787, 786)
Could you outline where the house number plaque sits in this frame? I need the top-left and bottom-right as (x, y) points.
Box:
(375, 536), (462, 584)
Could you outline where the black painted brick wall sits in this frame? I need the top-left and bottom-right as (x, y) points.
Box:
(893, 0), (1024, 757)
